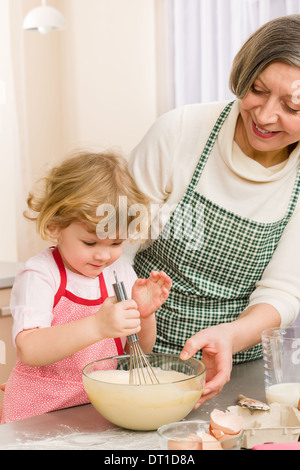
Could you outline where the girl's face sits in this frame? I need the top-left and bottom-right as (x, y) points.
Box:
(57, 222), (126, 278)
(236, 62), (300, 165)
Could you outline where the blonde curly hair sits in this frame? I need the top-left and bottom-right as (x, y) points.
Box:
(25, 150), (150, 241)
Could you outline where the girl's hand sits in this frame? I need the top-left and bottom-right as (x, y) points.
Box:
(95, 296), (141, 340)
(180, 323), (233, 406)
(132, 271), (172, 318)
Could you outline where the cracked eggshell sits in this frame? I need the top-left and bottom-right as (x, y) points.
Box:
(210, 409), (244, 435)
(209, 425), (243, 449)
(168, 433), (202, 451)
(167, 431), (223, 451)
(199, 432), (223, 450)
(228, 403), (300, 448)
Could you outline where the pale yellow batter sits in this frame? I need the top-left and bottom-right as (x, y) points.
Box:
(88, 367), (192, 384)
(83, 367), (205, 431)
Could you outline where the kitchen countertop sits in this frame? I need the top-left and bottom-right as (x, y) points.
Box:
(0, 359), (265, 450)
(0, 261), (23, 289)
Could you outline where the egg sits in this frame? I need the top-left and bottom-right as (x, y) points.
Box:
(199, 432), (223, 450)
(209, 425), (243, 449)
(210, 409), (244, 435)
(163, 409), (244, 451)
(168, 433), (202, 450)
(167, 431), (224, 450)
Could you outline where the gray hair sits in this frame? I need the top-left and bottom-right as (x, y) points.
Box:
(230, 15), (300, 98)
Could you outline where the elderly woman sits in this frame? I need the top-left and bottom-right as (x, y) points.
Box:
(128, 15), (300, 404)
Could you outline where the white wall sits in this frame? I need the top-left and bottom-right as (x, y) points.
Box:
(61, 0), (158, 154)
(0, 1), (18, 261)
(0, 0), (158, 262)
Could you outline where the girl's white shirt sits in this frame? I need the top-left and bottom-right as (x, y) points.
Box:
(10, 247), (137, 346)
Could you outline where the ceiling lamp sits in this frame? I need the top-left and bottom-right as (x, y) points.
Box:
(23, 0), (66, 35)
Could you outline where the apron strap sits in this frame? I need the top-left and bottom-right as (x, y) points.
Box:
(285, 160), (300, 219)
(51, 246), (124, 354)
(188, 100), (235, 193)
(185, 99), (300, 221)
(114, 337), (124, 355)
(99, 269), (108, 298)
(52, 246), (67, 308)
(52, 246), (107, 306)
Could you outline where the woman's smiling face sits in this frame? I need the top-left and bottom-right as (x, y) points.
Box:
(235, 62), (300, 165)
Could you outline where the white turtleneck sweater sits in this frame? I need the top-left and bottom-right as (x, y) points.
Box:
(128, 100), (300, 327)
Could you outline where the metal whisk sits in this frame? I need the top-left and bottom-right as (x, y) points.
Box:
(112, 272), (159, 385)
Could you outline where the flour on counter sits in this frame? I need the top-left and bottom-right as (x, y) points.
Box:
(0, 425), (160, 450)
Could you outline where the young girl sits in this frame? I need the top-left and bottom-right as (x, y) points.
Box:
(1, 151), (171, 424)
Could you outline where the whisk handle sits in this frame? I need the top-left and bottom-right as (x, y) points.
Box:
(127, 334), (139, 343)
(112, 273), (139, 344)
(113, 280), (127, 302)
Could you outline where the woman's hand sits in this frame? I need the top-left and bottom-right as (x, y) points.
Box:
(132, 271), (172, 318)
(180, 323), (234, 406)
(179, 304), (281, 406)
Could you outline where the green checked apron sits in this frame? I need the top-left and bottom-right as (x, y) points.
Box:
(134, 101), (300, 364)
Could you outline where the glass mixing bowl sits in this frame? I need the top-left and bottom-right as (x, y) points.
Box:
(158, 420), (244, 450)
(82, 353), (206, 431)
